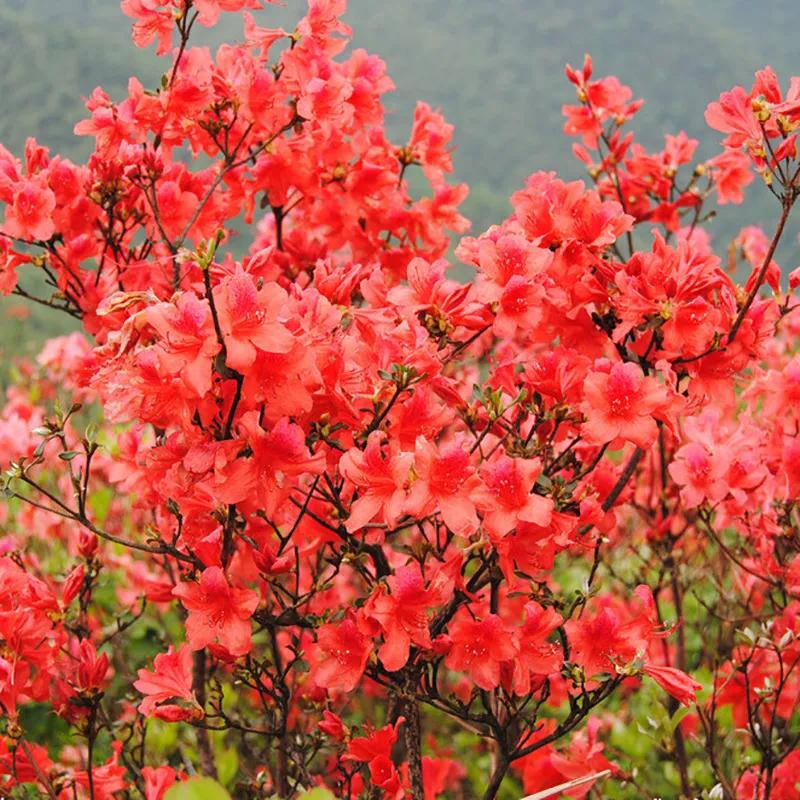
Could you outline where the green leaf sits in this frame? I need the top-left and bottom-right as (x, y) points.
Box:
(88, 485), (113, 523)
(297, 790), (336, 800)
(669, 705), (691, 733)
(164, 778), (232, 800)
(211, 730), (239, 788)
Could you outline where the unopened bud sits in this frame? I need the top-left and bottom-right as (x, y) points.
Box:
(78, 530), (98, 560)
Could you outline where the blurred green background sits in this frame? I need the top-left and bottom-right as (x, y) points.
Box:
(2, 0), (799, 357)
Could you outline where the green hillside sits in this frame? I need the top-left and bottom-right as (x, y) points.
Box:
(1, 0), (798, 354)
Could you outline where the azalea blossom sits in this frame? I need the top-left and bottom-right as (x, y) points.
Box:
(312, 613), (372, 692)
(134, 644), (202, 721)
(581, 360), (671, 449)
(444, 614), (517, 690)
(172, 567), (260, 656)
(471, 453), (553, 539)
(339, 432), (413, 533)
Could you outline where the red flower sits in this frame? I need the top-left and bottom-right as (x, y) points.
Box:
(369, 755), (403, 797)
(567, 607), (639, 679)
(145, 294), (220, 397)
(214, 271), (295, 372)
(705, 86), (763, 152)
(444, 614), (517, 690)
(0, 235), (28, 295)
(471, 454), (552, 539)
(566, 587), (661, 679)
(62, 565), (85, 608)
(511, 172), (633, 250)
(193, 0), (264, 28)
(134, 644), (202, 721)
(404, 437), (480, 535)
(0, 737), (53, 788)
(142, 766), (180, 800)
(75, 640), (110, 694)
(467, 232), (553, 289)
(708, 149), (753, 205)
(581, 360), (670, 449)
(408, 101), (456, 184)
(642, 663), (701, 706)
(219, 413), (325, 515)
(492, 274), (548, 338)
(364, 563), (449, 671)
(341, 719), (406, 798)
(668, 441), (731, 508)
(344, 717), (404, 761)
(512, 602), (564, 695)
(0, 657), (29, 719)
(71, 741), (128, 799)
(318, 710), (349, 740)
(121, 0), (175, 55)
(172, 567), (259, 657)
(517, 718), (616, 799)
(563, 55), (642, 147)
(312, 614), (372, 693)
(422, 757), (466, 800)
(339, 432), (413, 533)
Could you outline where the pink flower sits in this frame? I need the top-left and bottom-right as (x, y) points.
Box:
(709, 149), (754, 205)
(3, 177), (56, 241)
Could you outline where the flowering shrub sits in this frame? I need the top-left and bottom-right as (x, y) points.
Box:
(1, 2), (800, 799)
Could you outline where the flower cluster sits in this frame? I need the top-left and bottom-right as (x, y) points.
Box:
(0, 4), (800, 799)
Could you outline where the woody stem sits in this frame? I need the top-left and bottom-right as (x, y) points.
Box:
(192, 650), (218, 779)
(403, 690), (425, 800)
(482, 754), (508, 800)
(728, 190), (795, 344)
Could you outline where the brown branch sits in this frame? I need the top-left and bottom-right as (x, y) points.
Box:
(192, 650), (218, 779)
(18, 739), (58, 799)
(728, 192), (795, 344)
